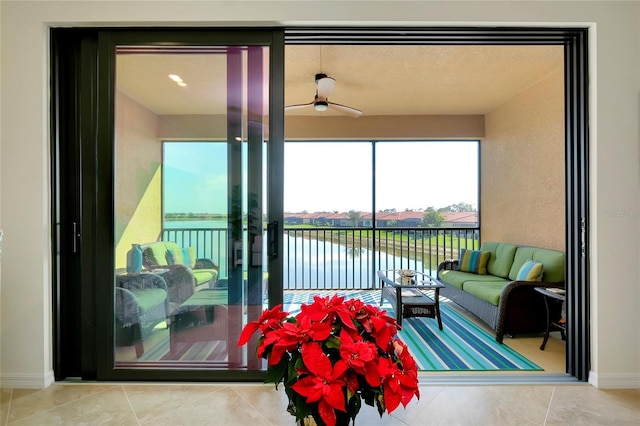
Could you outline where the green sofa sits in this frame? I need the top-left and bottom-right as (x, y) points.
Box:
(437, 242), (565, 343)
(140, 241), (220, 308)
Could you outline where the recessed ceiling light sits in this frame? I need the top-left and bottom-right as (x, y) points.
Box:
(168, 74), (188, 87)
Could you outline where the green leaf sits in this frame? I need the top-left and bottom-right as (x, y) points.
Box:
(325, 335), (342, 350)
(361, 389), (375, 407)
(347, 393), (362, 422)
(264, 354), (288, 384)
(376, 394), (385, 417)
(295, 396), (313, 420)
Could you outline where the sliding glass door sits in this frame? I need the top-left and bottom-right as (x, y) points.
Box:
(50, 29), (283, 381)
(103, 33), (283, 378)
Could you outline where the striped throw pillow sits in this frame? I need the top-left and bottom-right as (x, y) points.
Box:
(516, 259), (544, 282)
(458, 249), (490, 275)
(167, 247), (196, 268)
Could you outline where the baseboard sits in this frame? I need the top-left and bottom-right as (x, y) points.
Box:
(1, 370), (55, 389)
(589, 371), (640, 389)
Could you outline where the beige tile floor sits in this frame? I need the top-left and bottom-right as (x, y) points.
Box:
(4, 300), (629, 425)
(1, 381), (639, 425)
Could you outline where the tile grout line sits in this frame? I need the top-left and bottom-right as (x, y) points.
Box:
(230, 384), (284, 425)
(4, 389), (12, 426)
(6, 385), (117, 425)
(121, 384), (142, 426)
(542, 385), (556, 425)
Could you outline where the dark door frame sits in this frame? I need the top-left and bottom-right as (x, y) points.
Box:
(51, 26), (588, 382)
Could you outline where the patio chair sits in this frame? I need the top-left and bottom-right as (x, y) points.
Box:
(139, 241), (220, 308)
(115, 272), (169, 358)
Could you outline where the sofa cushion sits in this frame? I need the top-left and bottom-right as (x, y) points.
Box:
(516, 259), (544, 282)
(439, 269), (507, 290)
(130, 288), (167, 314)
(144, 241), (199, 269)
(480, 242), (518, 279)
(462, 281), (509, 306)
(193, 269), (218, 287)
(509, 246), (565, 283)
(458, 249), (490, 274)
(144, 242), (171, 266)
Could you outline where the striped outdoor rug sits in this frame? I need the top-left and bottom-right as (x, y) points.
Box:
(284, 290), (541, 372)
(138, 337), (228, 362)
(136, 290), (540, 371)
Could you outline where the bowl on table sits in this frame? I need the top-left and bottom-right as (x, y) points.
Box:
(397, 269), (416, 284)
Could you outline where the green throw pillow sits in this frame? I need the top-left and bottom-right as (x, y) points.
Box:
(516, 259), (544, 282)
(458, 249), (490, 275)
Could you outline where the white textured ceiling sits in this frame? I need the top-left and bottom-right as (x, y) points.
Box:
(116, 44), (564, 117)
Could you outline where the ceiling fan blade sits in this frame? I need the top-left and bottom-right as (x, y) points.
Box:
(285, 101), (314, 111)
(328, 102), (362, 117)
(316, 77), (336, 98)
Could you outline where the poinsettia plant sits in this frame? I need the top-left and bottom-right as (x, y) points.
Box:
(238, 295), (420, 426)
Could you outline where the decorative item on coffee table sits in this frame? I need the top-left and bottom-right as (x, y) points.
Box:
(397, 269), (416, 285)
(378, 269), (445, 328)
(238, 294), (421, 426)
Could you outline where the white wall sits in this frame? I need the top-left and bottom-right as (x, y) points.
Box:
(1, 0), (638, 389)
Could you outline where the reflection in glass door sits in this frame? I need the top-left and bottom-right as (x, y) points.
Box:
(113, 45), (269, 371)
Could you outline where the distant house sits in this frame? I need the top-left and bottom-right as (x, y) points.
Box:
(441, 211), (479, 228)
(285, 211), (478, 228)
(284, 213), (303, 225)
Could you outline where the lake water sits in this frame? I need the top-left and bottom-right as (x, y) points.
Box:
(164, 220), (430, 289)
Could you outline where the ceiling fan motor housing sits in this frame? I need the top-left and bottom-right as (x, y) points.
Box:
(314, 100), (329, 111)
(315, 73), (328, 83)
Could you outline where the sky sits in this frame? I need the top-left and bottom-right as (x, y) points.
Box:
(163, 140), (479, 214)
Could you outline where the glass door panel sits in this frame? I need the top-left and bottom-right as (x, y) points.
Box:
(113, 45), (268, 371)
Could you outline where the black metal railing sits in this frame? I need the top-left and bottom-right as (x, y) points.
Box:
(283, 227), (479, 290)
(162, 225), (479, 290)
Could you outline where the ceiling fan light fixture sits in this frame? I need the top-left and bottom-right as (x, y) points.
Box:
(314, 101), (329, 112)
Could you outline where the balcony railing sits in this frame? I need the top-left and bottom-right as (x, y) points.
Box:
(163, 226), (479, 290)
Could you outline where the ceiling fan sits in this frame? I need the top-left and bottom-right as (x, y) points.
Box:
(285, 73), (362, 117)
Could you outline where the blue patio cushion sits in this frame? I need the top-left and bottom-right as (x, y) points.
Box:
(480, 242), (518, 279)
(462, 281), (510, 306)
(508, 246), (565, 283)
(439, 270), (506, 290)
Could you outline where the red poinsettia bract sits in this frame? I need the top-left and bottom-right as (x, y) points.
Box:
(237, 295), (421, 426)
(292, 342), (349, 426)
(268, 314), (332, 365)
(378, 352), (420, 413)
(301, 294), (356, 330)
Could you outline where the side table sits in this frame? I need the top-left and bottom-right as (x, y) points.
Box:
(534, 287), (566, 350)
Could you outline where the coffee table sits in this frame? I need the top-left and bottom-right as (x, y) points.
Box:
(377, 269), (444, 329)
